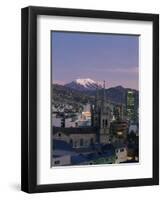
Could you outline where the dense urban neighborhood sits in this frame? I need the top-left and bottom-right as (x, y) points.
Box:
(52, 78), (139, 167)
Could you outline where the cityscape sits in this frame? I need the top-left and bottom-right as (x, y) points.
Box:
(51, 31), (139, 167)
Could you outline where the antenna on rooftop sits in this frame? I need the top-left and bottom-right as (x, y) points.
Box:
(103, 80), (106, 89)
(103, 80), (106, 102)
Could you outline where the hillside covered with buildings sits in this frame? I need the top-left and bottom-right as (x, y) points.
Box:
(51, 79), (139, 167)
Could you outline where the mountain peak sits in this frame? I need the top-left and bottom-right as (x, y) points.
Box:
(75, 78), (96, 86)
(65, 78), (102, 91)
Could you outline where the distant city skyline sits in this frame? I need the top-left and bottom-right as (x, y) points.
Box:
(52, 31), (139, 90)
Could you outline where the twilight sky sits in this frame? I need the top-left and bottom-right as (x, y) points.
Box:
(52, 31), (139, 90)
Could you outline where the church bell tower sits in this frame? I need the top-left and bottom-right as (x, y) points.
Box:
(91, 81), (112, 144)
(99, 81), (112, 144)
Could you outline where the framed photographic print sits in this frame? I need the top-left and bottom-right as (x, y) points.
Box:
(21, 6), (159, 193)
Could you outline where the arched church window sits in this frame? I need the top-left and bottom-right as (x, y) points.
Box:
(74, 141), (77, 148)
(90, 138), (94, 145)
(80, 139), (84, 147)
(103, 119), (105, 128)
(105, 119), (108, 127)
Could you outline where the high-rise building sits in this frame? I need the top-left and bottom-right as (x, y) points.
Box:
(126, 90), (138, 123)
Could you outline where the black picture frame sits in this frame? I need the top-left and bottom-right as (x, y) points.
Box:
(21, 6), (159, 193)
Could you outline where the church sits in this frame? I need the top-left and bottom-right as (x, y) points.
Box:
(53, 81), (113, 148)
(52, 81), (129, 166)
(91, 81), (112, 144)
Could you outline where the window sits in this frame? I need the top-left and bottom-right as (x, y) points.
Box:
(70, 139), (73, 146)
(90, 138), (94, 145)
(105, 119), (108, 127)
(80, 139), (84, 147)
(74, 141), (77, 148)
(120, 148), (124, 152)
(103, 119), (105, 128)
(58, 133), (61, 137)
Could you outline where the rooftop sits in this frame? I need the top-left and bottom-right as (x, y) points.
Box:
(53, 127), (98, 135)
(53, 139), (73, 151)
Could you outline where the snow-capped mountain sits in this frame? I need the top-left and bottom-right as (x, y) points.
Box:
(64, 78), (102, 91)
